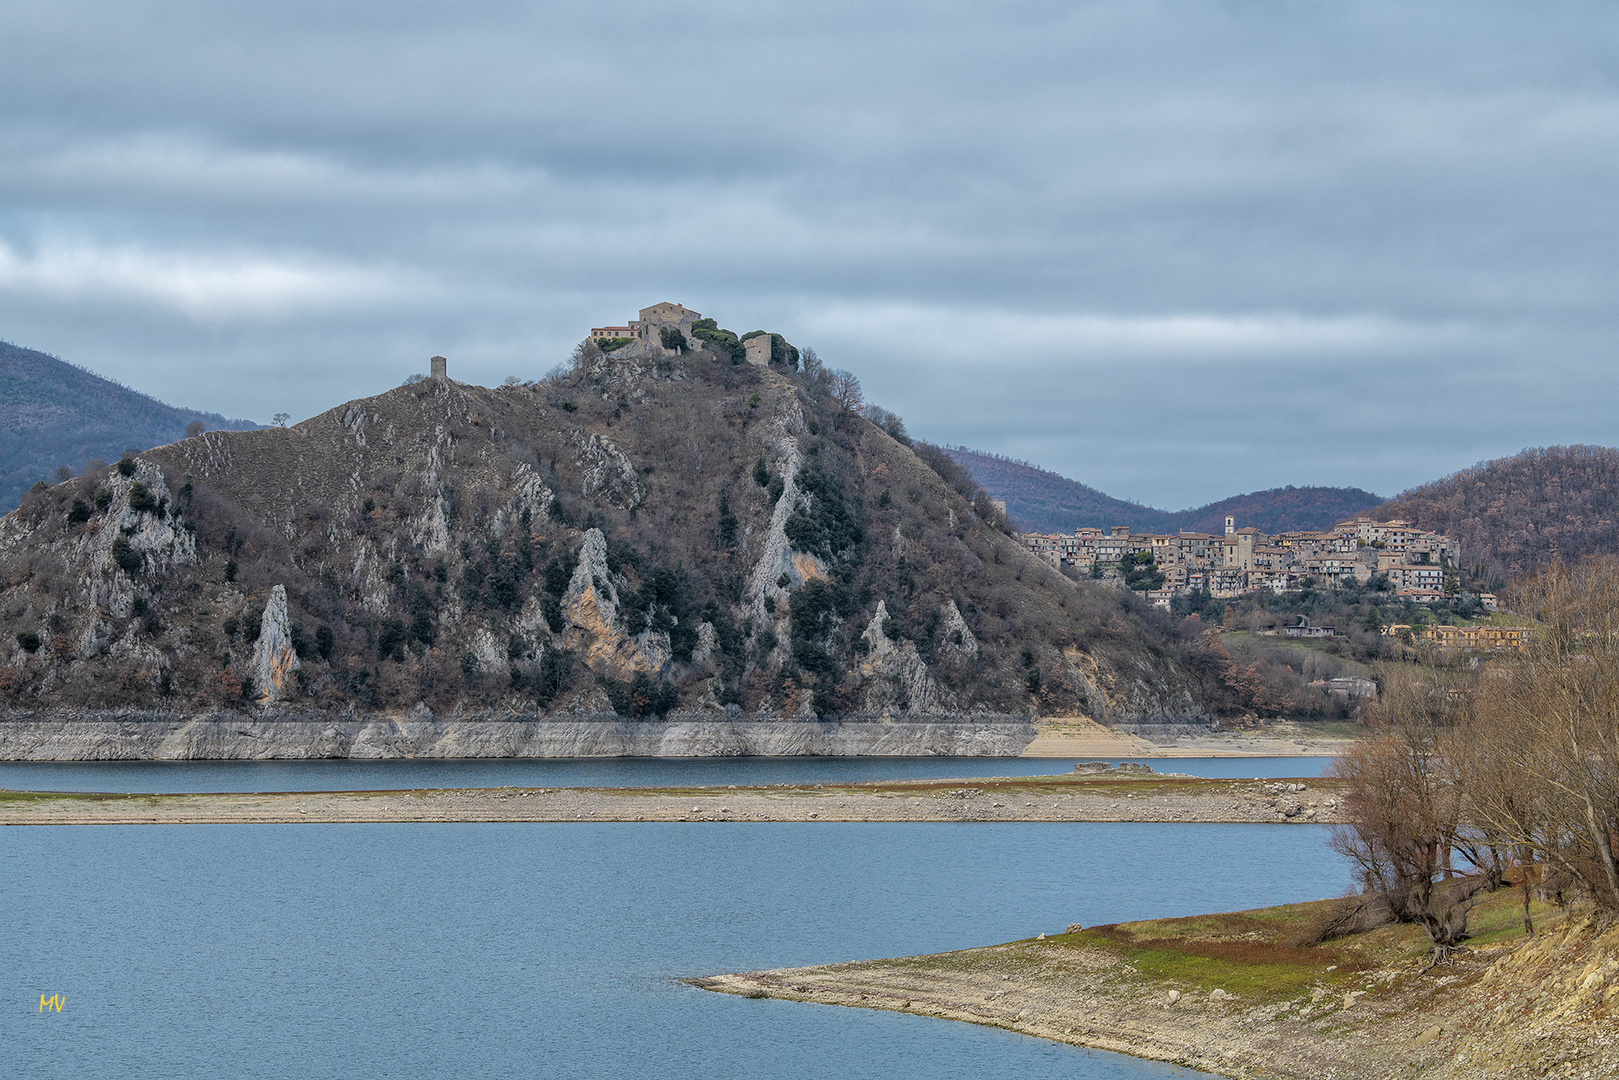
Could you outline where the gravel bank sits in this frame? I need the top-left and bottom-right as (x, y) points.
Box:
(0, 772), (1344, 825)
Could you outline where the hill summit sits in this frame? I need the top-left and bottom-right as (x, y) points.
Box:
(0, 318), (1201, 733)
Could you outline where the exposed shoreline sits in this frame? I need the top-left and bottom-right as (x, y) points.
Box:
(689, 902), (1617, 1080)
(0, 711), (1353, 762)
(0, 772), (1343, 826)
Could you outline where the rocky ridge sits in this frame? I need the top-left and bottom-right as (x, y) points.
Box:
(0, 330), (1207, 754)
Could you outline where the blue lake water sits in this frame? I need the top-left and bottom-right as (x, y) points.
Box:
(0, 756), (1332, 793)
(4, 822), (1349, 1079)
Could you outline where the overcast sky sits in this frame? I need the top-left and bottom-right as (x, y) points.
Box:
(2, 1), (1616, 509)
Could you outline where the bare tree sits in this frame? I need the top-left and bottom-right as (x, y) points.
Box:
(185, 420), (206, 438)
(1330, 667), (1490, 964)
(1462, 558), (1619, 914)
(830, 369), (864, 413)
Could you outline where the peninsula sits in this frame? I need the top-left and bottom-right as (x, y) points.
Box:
(691, 892), (1617, 1080)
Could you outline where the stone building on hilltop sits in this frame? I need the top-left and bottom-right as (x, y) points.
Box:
(590, 302), (705, 354)
(589, 304), (797, 368)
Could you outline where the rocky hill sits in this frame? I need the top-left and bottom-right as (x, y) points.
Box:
(0, 341), (258, 512)
(0, 335), (1204, 733)
(1371, 445), (1619, 579)
(944, 448), (1381, 536)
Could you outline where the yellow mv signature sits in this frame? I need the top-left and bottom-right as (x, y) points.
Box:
(40, 994), (64, 1013)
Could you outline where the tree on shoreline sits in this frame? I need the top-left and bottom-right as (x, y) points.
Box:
(1331, 556), (1619, 964)
(1459, 558), (1619, 913)
(1330, 668), (1491, 965)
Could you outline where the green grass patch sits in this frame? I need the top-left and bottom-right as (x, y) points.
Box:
(0, 789), (139, 804)
(596, 775), (1345, 800)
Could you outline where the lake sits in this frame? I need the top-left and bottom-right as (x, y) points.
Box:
(0, 756), (1333, 793)
(4, 821), (1349, 1079)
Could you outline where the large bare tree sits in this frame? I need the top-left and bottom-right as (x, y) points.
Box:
(1331, 667), (1490, 964)
(1461, 558), (1619, 914)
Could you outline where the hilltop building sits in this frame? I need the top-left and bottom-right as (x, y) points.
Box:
(589, 304), (798, 368)
(590, 302), (704, 350)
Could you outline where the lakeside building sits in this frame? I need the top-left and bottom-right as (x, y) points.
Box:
(1018, 516), (1467, 606)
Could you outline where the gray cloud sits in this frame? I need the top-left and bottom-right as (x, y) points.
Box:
(1, 0), (1617, 506)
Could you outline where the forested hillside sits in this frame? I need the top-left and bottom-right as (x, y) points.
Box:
(0, 341), (258, 512)
(1373, 445), (1619, 579)
(0, 337), (1205, 724)
(944, 448), (1381, 536)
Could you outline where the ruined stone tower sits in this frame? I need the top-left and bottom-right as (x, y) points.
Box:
(430, 355), (447, 380)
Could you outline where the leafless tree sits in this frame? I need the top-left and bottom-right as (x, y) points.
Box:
(1461, 558), (1619, 914)
(1331, 667), (1490, 964)
(830, 369), (864, 413)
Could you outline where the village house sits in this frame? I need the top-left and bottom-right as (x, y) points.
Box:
(1018, 514), (1467, 605)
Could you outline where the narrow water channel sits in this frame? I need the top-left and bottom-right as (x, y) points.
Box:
(0, 755), (1332, 793)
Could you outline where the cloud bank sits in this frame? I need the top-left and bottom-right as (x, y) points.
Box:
(1, 0), (1616, 506)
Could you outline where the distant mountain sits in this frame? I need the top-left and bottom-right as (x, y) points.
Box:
(940, 449), (1176, 533)
(0, 341), (259, 510)
(1371, 445), (1619, 579)
(943, 448), (1382, 536)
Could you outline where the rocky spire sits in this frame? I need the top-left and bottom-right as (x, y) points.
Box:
(252, 585), (300, 704)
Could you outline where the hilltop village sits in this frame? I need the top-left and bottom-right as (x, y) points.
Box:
(1020, 516), (1477, 607)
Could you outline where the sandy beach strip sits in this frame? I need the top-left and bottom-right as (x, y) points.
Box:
(0, 773), (1344, 826)
(1020, 718), (1355, 758)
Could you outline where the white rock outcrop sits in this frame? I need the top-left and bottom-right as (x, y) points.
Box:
(80, 461), (197, 620)
(936, 599), (980, 662)
(251, 585), (301, 704)
(563, 528), (668, 677)
(571, 431), (643, 509)
(746, 399), (819, 618)
(858, 601), (949, 717)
